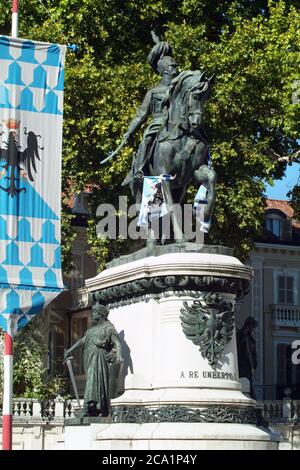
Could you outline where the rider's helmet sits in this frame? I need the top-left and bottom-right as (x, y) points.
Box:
(147, 31), (176, 75)
(156, 55), (178, 79)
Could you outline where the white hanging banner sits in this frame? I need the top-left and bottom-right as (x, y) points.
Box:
(0, 36), (66, 336)
(138, 176), (170, 226)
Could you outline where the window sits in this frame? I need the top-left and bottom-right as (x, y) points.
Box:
(264, 211), (292, 241)
(265, 217), (282, 238)
(274, 270), (298, 306)
(277, 275), (294, 304)
(276, 343), (300, 399)
(48, 326), (65, 375)
(72, 192), (89, 215)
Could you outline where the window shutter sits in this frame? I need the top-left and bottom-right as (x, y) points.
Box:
(282, 219), (292, 241)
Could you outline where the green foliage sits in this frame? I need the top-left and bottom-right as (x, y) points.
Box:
(288, 182), (300, 221)
(168, 0), (300, 256)
(61, 203), (76, 273)
(0, 0), (298, 265)
(0, 322), (66, 400)
(12, 314), (66, 399)
(13, 329), (45, 398)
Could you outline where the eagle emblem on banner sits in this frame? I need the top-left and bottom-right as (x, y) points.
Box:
(0, 119), (43, 197)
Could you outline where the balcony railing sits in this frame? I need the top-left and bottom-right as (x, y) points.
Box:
(271, 304), (300, 327)
(0, 396), (82, 422)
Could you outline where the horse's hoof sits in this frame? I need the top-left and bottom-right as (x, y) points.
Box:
(146, 239), (157, 249)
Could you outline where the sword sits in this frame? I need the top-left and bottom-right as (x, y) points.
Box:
(100, 136), (128, 165)
(64, 352), (81, 411)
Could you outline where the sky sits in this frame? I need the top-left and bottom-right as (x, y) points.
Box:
(264, 162), (300, 201)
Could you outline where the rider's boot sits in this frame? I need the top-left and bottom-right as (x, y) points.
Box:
(122, 140), (151, 186)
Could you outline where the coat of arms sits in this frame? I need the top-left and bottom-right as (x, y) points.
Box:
(180, 293), (234, 367)
(0, 119), (43, 197)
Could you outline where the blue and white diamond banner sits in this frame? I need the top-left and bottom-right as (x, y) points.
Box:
(0, 36), (66, 336)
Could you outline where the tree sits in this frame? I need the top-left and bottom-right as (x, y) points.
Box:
(288, 182), (300, 221)
(0, 0), (298, 266)
(13, 313), (66, 399)
(0, 316), (66, 400)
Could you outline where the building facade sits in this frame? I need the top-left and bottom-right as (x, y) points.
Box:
(238, 200), (300, 400)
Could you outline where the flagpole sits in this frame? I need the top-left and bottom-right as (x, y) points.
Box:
(2, 333), (13, 450)
(2, 1), (19, 451)
(12, 0), (19, 38)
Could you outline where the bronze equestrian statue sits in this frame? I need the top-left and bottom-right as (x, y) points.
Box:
(102, 32), (216, 243)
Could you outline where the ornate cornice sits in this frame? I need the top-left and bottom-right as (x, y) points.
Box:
(86, 251), (253, 293)
(93, 274), (249, 306)
(111, 405), (268, 426)
(255, 242), (300, 254)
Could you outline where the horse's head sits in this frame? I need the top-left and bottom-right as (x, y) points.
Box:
(185, 72), (214, 132)
(167, 71), (214, 134)
(187, 87), (204, 130)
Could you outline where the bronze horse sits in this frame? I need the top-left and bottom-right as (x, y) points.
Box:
(130, 70), (216, 242)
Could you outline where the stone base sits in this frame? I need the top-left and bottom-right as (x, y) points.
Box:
(106, 243), (234, 269)
(64, 416), (111, 426)
(84, 248), (279, 451)
(63, 422), (280, 450)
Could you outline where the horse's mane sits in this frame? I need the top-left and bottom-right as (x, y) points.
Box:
(167, 70), (210, 106)
(158, 70), (213, 140)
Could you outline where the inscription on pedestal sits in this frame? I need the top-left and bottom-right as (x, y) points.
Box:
(180, 370), (237, 380)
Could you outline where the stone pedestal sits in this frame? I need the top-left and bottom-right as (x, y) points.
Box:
(83, 246), (279, 450)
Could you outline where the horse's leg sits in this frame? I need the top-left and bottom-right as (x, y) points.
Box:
(132, 180), (158, 247)
(130, 179), (142, 204)
(152, 140), (183, 243)
(163, 180), (186, 242)
(194, 164), (217, 232)
(149, 141), (169, 244)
